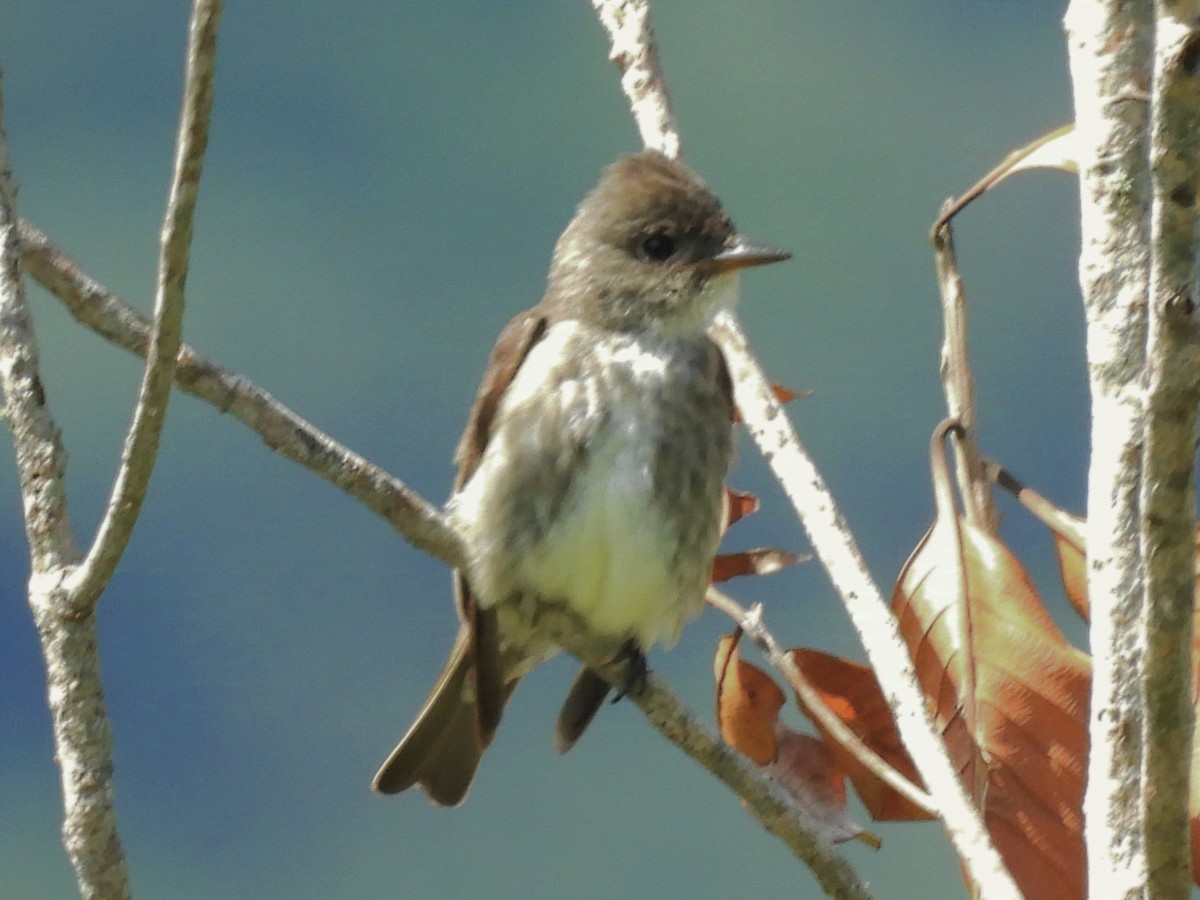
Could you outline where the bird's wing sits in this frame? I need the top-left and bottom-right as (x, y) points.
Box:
(452, 308), (550, 744)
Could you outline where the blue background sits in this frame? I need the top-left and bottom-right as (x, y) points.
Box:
(3, 2), (1096, 897)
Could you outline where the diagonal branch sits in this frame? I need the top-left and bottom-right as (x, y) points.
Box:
(711, 313), (1021, 899)
(589, 0), (680, 159)
(17, 219), (458, 569)
(71, 0), (223, 606)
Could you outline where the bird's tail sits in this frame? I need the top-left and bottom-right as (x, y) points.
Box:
(373, 628), (497, 806)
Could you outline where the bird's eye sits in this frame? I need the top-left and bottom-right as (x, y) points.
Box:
(639, 232), (677, 262)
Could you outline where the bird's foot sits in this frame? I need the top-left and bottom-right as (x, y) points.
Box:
(610, 639), (648, 703)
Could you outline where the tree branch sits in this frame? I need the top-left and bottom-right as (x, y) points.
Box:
(17, 220), (459, 570)
(0, 70), (130, 900)
(589, 0), (680, 159)
(1064, 1), (1156, 893)
(1140, 2), (1200, 893)
(71, 0), (223, 605)
(931, 216), (998, 533)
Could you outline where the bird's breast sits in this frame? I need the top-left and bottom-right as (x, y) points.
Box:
(454, 320), (731, 651)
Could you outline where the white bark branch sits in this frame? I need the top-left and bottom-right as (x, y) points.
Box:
(589, 0), (680, 159)
(71, 0), (223, 605)
(1065, 2), (1158, 894)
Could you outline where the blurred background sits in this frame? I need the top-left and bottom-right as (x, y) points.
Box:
(2, 2), (1095, 897)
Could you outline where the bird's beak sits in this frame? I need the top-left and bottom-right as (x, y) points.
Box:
(710, 234), (791, 273)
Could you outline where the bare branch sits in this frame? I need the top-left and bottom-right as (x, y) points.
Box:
(1064, 1), (1155, 892)
(0, 70), (131, 900)
(17, 220), (460, 570)
(590, 0), (680, 159)
(72, 0), (223, 605)
(706, 589), (937, 817)
(1140, 3), (1200, 893)
(931, 218), (998, 532)
(711, 311), (1022, 899)
(0, 89), (81, 573)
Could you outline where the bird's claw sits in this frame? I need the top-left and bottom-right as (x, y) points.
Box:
(610, 639), (648, 703)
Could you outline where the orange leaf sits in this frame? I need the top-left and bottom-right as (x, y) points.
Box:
(714, 631), (785, 765)
(724, 486), (759, 528)
(711, 547), (803, 584)
(895, 423), (1090, 898)
(790, 648), (933, 822)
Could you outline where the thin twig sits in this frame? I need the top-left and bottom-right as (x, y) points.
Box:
(710, 311), (1022, 899)
(0, 70), (130, 900)
(931, 216), (998, 533)
(706, 588), (937, 817)
(72, 0), (223, 605)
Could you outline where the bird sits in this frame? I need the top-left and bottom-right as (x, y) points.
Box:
(373, 150), (790, 805)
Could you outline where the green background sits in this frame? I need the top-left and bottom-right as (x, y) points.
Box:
(2, 2), (1091, 897)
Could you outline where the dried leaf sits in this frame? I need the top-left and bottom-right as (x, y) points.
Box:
(711, 547), (803, 583)
(766, 726), (879, 847)
(714, 631), (785, 765)
(791, 648), (932, 822)
(724, 486), (759, 528)
(893, 423), (1090, 898)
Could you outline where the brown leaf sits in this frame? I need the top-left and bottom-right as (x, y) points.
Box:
(714, 634), (876, 846)
(724, 486), (759, 528)
(711, 547), (803, 584)
(790, 648), (933, 822)
(894, 423), (1091, 898)
(714, 631), (785, 765)
(766, 726), (879, 847)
